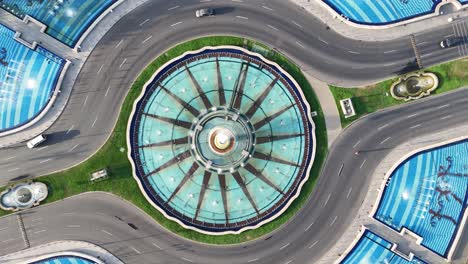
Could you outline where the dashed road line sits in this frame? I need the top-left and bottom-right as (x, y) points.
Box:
(34, 229), (46, 234)
(7, 168), (19, 172)
(305, 222), (314, 231)
(91, 117), (98, 128)
(119, 58), (127, 69)
(142, 35), (152, 44)
(360, 159), (367, 169)
(280, 243), (290, 250)
(152, 242), (161, 249)
(262, 5), (273, 11)
(309, 240), (319, 249)
(67, 225), (80, 228)
(83, 95), (89, 107)
(66, 125), (74, 134)
(68, 144), (79, 153)
(182, 257), (194, 263)
(323, 193), (331, 207)
(377, 124), (388, 130)
(295, 41), (304, 48)
(168, 5), (180, 11)
(291, 20), (302, 28)
(346, 187), (352, 199)
(267, 24), (278, 31)
(440, 115), (453, 120)
(97, 64), (104, 74)
(380, 137), (391, 145)
(114, 39), (123, 49)
(130, 246), (141, 254)
(353, 139), (361, 148)
(247, 258), (259, 263)
(338, 163), (344, 176)
(284, 260), (293, 264)
(407, 113), (418, 118)
(384, 49), (397, 53)
(3, 238), (15, 243)
(36, 146), (48, 151)
(437, 104), (450, 109)
(3, 156), (16, 161)
(101, 230), (113, 236)
(236, 15), (248, 19)
(330, 216), (338, 226)
(139, 19), (150, 26)
(39, 158), (52, 164)
(348, 50), (360, 54)
(410, 124), (421, 129)
(171, 21), (183, 27)
(318, 37), (328, 45)
(105, 85), (111, 97)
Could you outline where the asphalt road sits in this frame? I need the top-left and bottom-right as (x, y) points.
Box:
(2, 87), (468, 263)
(0, 0), (467, 263)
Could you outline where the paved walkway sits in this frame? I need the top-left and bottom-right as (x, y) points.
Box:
(305, 73), (342, 147)
(316, 117), (468, 264)
(0, 240), (122, 264)
(291, 0), (468, 41)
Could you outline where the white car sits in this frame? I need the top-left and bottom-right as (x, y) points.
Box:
(196, 8), (215, 18)
(27, 134), (46, 149)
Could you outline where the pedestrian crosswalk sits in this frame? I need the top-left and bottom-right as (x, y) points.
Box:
(451, 19), (468, 57)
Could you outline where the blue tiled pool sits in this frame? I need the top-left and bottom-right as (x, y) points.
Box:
(32, 255), (94, 264)
(324, 0), (468, 25)
(0, 0), (116, 47)
(375, 140), (468, 257)
(0, 23), (64, 132)
(341, 230), (426, 264)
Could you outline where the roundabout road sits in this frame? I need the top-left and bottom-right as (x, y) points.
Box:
(0, 0), (466, 263)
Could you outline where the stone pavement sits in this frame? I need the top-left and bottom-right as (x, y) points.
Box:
(304, 73), (342, 147)
(291, 0), (468, 41)
(0, 0), (152, 147)
(316, 114), (468, 264)
(0, 240), (123, 264)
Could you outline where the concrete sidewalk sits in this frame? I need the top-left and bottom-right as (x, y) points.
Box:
(291, 0), (468, 41)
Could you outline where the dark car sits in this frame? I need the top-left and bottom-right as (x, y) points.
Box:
(440, 37), (463, 48)
(196, 8), (215, 18)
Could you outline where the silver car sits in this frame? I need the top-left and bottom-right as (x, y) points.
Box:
(196, 8), (215, 18)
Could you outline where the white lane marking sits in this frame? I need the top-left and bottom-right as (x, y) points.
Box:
(305, 222), (314, 231)
(236, 15), (248, 19)
(39, 158), (52, 164)
(437, 104), (450, 109)
(440, 115), (453, 120)
(267, 24), (278, 31)
(139, 19), (150, 26)
(114, 39), (123, 49)
(384, 62), (398, 66)
(247, 258), (259, 263)
(410, 124), (421, 129)
(291, 20), (302, 28)
(380, 137), (391, 145)
(105, 85), (111, 97)
(168, 5), (180, 11)
(360, 159), (367, 169)
(130, 247), (141, 254)
(262, 5), (273, 11)
(318, 37), (328, 45)
(34, 229), (46, 234)
(67, 225), (80, 228)
(309, 240), (319, 249)
(119, 58), (127, 69)
(348, 50), (360, 54)
(284, 260), (293, 264)
(338, 164), (344, 176)
(3, 238), (15, 243)
(346, 187), (352, 199)
(3, 156), (16, 161)
(418, 41), (428, 45)
(68, 144), (79, 153)
(200, 0), (212, 2)
(152, 242), (161, 249)
(280, 243), (290, 250)
(91, 117), (98, 128)
(0, 227), (8, 231)
(295, 41), (304, 48)
(97, 64), (104, 74)
(66, 125), (74, 135)
(323, 193), (331, 207)
(232, 0), (243, 2)
(353, 140), (361, 148)
(142, 35), (152, 44)
(7, 168), (19, 172)
(444, 34), (454, 38)
(330, 216), (338, 226)
(36, 146), (48, 151)
(101, 230), (113, 236)
(377, 124), (388, 130)
(83, 95), (89, 107)
(182, 257), (194, 263)
(407, 113), (418, 118)
(384, 49), (396, 53)
(170, 21), (183, 27)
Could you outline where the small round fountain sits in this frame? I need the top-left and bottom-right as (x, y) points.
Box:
(0, 182), (48, 211)
(390, 72), (439, 101)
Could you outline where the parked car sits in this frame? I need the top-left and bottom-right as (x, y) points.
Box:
(196, 8), (214, 18)
(440, 37), (462, 48)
